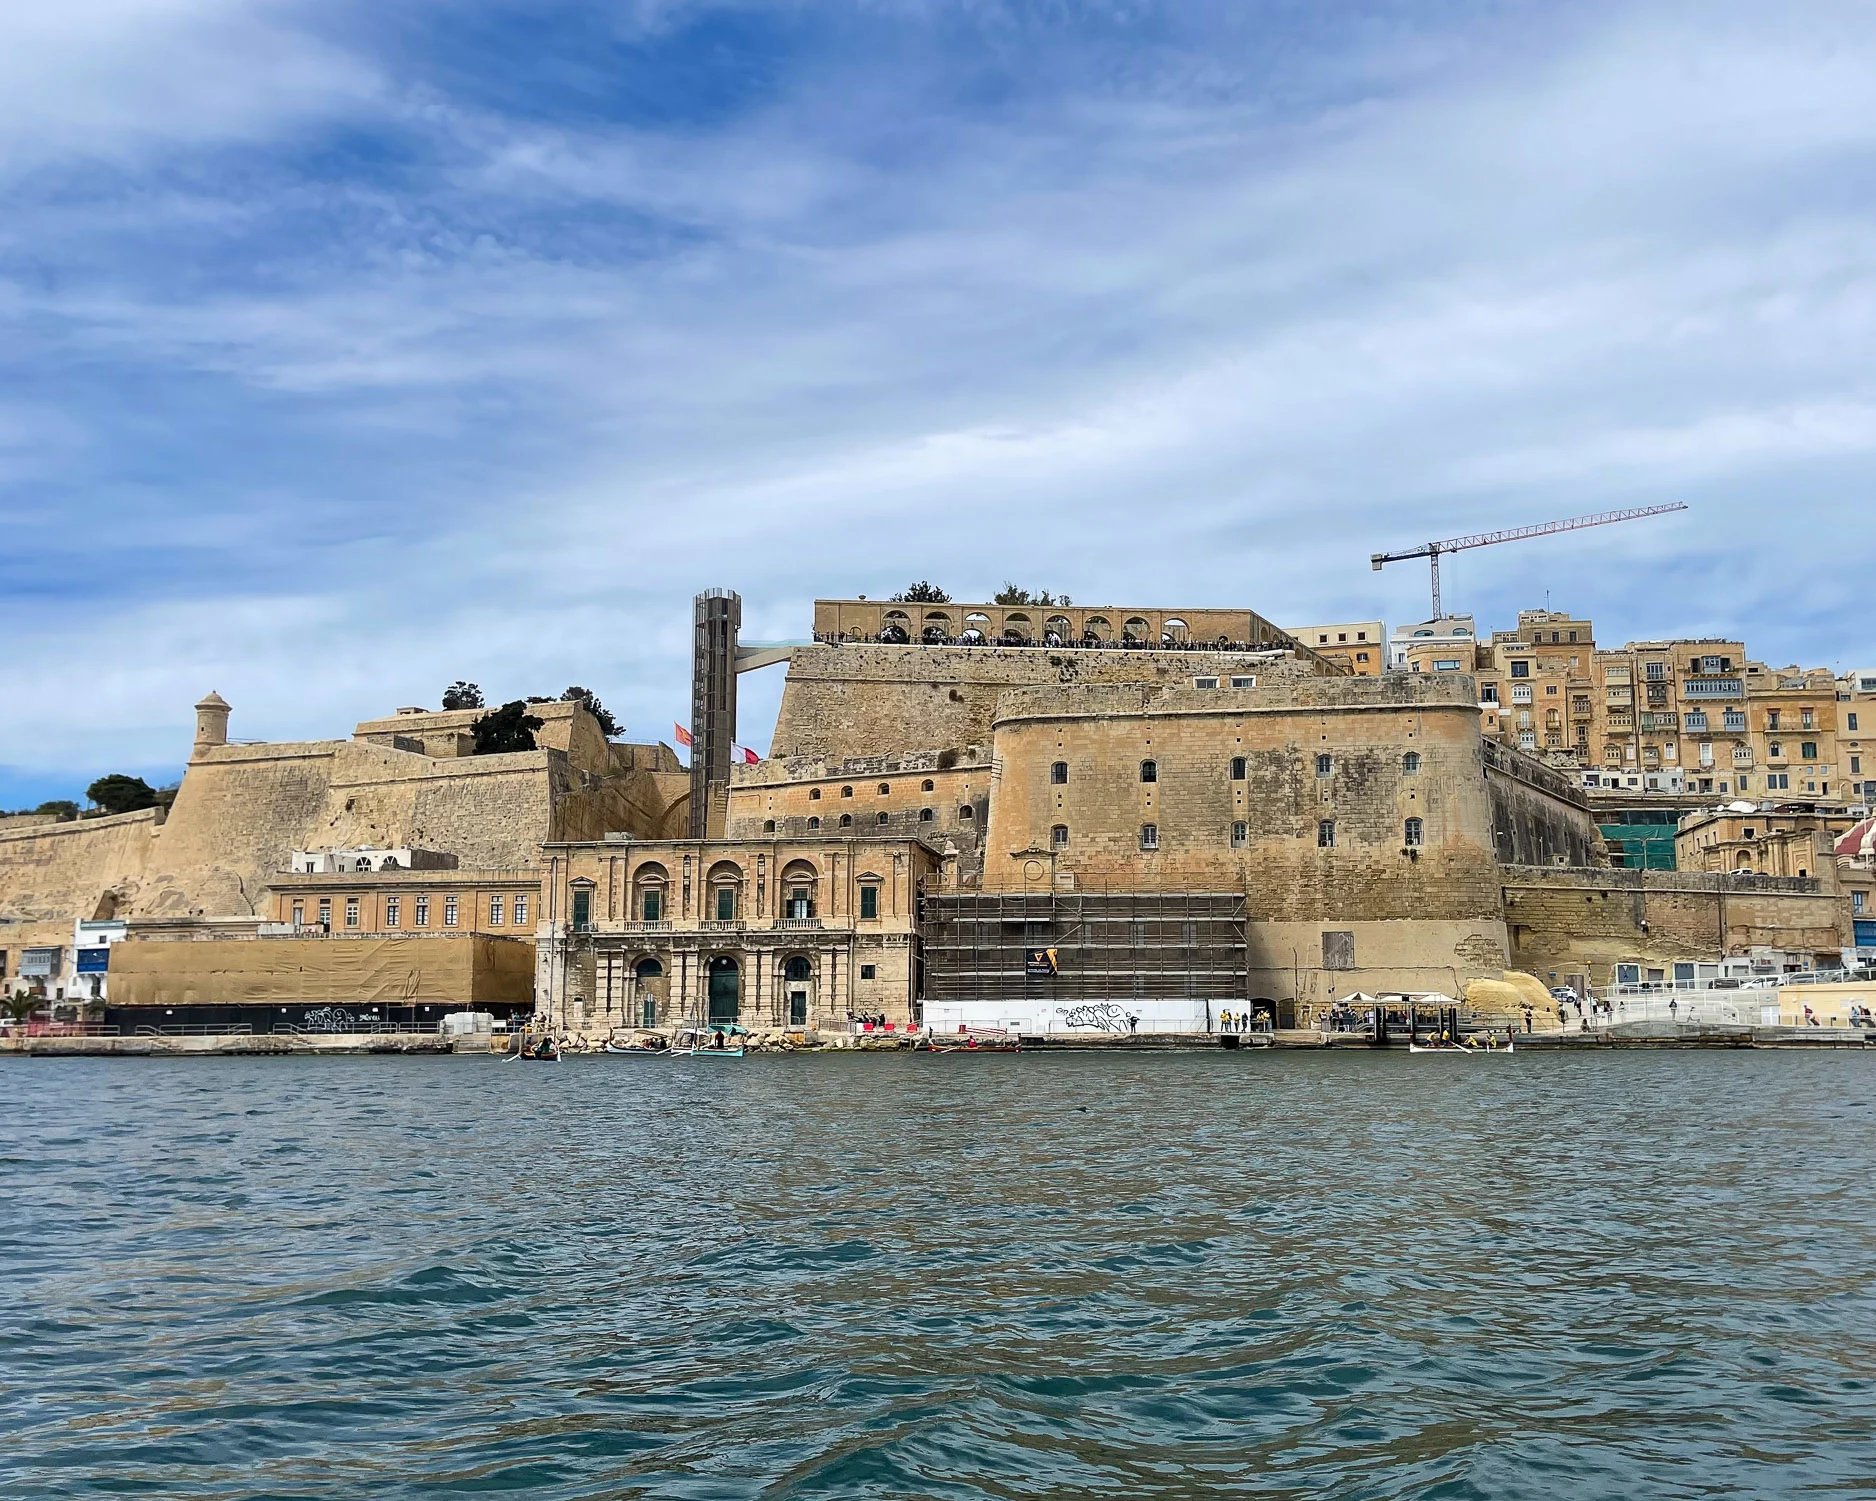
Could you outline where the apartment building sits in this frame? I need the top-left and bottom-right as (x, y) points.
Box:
(1484, 611), (1596, 759)
(1838, 670), (1876, 804)
(1742, 665), (1840, 801)
(1591, 639), (1750, 796)
(1290, 620), (1385, 676)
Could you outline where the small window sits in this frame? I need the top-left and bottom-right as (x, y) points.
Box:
(1051, 824), (1068, 849)
(1140, 760), (1158, 783)
(922, 779), (935, 792)
(763, 819), (775, 833)
(839, 813), (852, 828)
(1051, 761), (1068, 784)
(414, 896), (429, 927)
(877, 811), (888, 825)
(859, 885), (879, 919)
(809, 788), (821, 801)
(959, 805), (974, 820)
(919, 808), (934, 822)
(1231, 821), (1248, 848)
(1802, 741), (1818, 760)
(807, 816), (820, 831)
(1140, 823), (1159, 850)
(1404, 817), (1424, 848)
(1317, 820), (1335, 848)
(841, 785), (854, 798)
(1850, 712), (1860, 732)
(1315, 754), (1333, 778)
(1193, 676), (1218, 689)
(878, 783), (890, 795)
(859, 964), (877, 980)
(1403, 751), (1421, 774)
(1230, 756), (1246, 780)
(489, 895), (504, 926)
(1510, 661), (1530, 678)
(1230, 676), (1255, 688)
(344, 898), (360, 928)
(443, 895), (459, 927)
(317, 898), (332, 927)
(291, 902), (305, 926)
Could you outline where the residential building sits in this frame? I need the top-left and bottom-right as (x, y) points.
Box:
(1837, 670), (1876, 804)
(1594, 639), (1749, 797)
(1289, 620), (1385, 675)
(1743, 664), (1841, 802)
(1485, 610), (1596, 759)
(1388, 616), (1480, 673)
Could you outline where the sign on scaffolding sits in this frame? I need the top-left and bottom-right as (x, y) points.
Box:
(1025, 947), (1059, 977)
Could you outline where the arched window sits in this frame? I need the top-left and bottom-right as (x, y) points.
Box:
(706, 860), (743, 921)
(1051, 824), (1068, 848)
(633, 863), (669, 923)
(784, 955), (813, 982)
(1318, 820), (1335, 848)
(919, 808), (934, 822)
(634, 957), (663, 980)
(807, 816), (820, 831)
(781, 860), (817, 919)
(839, 813), (852, 828)
(1403, 752), (1421, 775)
(809, 788), (821, 801)
(1316, 754), (1333, 778)
(762, 819), (775, 833)
(959, 805), (975, 820)
(1230, 756), (1246, 780)
(841, 785), (853, 798)
(1051, 761), (1068, 784)
(1404, 817), (1424, 848)
(877, 783), (890, 795)
(1140, 760), (1158, 783)
(877, 811), (888, 825)
(921, 779), (934, 792)
(1139, 823), (1159, 850)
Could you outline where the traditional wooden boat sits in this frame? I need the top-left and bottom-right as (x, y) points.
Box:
(603, 1040), (669, 1056)
(505, 1037), (561, 1061)
(674, 1024), (746, 1058)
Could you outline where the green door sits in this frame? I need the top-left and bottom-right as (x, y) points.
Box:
(708, 958), (740, 1024)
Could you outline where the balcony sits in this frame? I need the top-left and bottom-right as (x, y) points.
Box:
(618, 920), (672, 933)
(1683, 677), (1745, 699)
(699, 919), (746, 932)
(775, 916), (824, 930)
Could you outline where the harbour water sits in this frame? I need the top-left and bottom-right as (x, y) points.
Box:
(4, 1052), (1874, 1498)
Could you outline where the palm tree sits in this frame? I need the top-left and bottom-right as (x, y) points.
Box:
(3, 993), (42, 1034)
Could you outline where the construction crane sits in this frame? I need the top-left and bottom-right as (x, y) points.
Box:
(1371, 503), (1688, 619)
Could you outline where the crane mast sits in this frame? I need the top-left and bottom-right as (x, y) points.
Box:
(1371, 503), (1688, 619)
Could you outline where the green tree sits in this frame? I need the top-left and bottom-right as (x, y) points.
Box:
(86, 775), (158, 816)
(891, 582), (951, 603)
(471, 701), (544, 755)
(3, 993), (40, 1030)
(562, 686), (620, 738)
(993, 584), (1071, 606)
(442, 681), (485, 710)
(34, 800), (78, 820)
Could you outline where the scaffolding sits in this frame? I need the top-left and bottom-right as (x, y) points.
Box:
(921, 892), (1248, 1004)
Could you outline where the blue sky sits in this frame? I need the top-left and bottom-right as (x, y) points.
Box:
(3, 1), (1873, 807)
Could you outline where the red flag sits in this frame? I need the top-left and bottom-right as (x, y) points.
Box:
(673, 722), (692, 747)
(736, 745), (760, 765)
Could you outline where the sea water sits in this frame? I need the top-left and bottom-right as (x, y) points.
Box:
(3, 1050), (1874, 1498)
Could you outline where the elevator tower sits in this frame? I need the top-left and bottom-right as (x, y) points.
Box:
(689, 589), (740, 838)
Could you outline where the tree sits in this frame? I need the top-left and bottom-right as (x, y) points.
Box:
(562, 686), (621, 738)
(891, 582), (951, 603)
(442, 681), (485, 711)
(86, 775), (158, 816)
(2, 993), (40, 1030)
(993, 585), (1072, 606)
(34, 800), (78, 821)
(471, 701), (544, 755)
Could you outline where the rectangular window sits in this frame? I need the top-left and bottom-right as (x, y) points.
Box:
(1856, 892), (1866, 914)
(1854, 756), (1863, 774)
(860, 964), (877, 979)
(1317, 820), (1335, 848)
(1510, 661), (1530, 678)
(291, 902), (304, 927)
(514, 894), (528, 925)
(642, 997), (657, 1028)
(570, 890), (589, 929)
(489, 895), (504, 926)
(859, 885), (879, 919)
(1480, 684), (1498, 703)
(1404, 817), (1423, 847)
(1050, 824), (1069, 849)
(641, 890), (660, 922)
(318, 898), (331, 928)
(1850, 712), (1860, 732)
(1434, 659), (1461, 671)
(1646, 662), (1665, 679)
(385, 897), (400, 928)
(1140, 824), (1158, 850)
(1511, 684), (1532, 703)
(1193, 676), (1218, 689)
(1230, 676), (1256, 688)
(1802, 709), (1814, 729)
(715, 887), (736, 921)
(1801, 742), (1818, 760)
(444, 895), (459, 927)
(1230, 756), (1247, 780)
(415, 896), (429, 927)
(1231, 821), (1248, 848)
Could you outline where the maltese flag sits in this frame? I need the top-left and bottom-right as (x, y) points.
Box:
(733, 745), (761, 765)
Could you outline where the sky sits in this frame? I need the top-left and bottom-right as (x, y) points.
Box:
(3, 0), (1874, 807)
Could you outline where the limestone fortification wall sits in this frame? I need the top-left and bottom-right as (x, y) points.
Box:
(769, 643), (1314, 761)
(1502, 866), (1851, 985)
(0, 808), (165, 954)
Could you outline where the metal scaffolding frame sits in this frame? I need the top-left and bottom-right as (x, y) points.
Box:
(921, 891), (1249, 1003)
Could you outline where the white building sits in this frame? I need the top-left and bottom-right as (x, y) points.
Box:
(287, 846), (457, 875)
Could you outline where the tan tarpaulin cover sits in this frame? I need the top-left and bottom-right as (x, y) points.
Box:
(1463, 970), (1553, 1019)
(111, 936), (533, 1008)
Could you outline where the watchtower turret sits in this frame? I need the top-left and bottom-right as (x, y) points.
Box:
(193, 691), (231, 756)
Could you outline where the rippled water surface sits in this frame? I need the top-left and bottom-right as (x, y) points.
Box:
(5, 1051), (1876, 1498)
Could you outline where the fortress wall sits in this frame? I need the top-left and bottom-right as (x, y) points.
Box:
(0, 808), (163, 959)
(982, 679), (1505, 923)
(770, 643), (1314, 761)
(1502, 866), (1851, 985)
